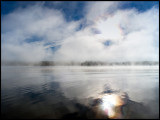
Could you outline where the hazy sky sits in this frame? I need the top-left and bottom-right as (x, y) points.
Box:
(1, 1), (159, 62)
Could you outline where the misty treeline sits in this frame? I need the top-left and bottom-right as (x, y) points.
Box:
(2, 61), (159, 66)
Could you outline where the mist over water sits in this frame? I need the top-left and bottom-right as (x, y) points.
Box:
(1, 66), (159, 119)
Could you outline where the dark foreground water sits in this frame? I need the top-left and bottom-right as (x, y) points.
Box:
(1, 66), (159, 119)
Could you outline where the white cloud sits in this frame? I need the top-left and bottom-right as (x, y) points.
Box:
(1, 2), (159, 62)
(54, 5), (159, 62)
(85, 1), (119, 23)
(2, 3), (79, 62)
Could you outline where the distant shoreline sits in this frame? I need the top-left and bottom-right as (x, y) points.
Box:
(1, 61), (159, 66)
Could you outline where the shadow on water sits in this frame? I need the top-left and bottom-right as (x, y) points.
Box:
(1, 81), (158, 119)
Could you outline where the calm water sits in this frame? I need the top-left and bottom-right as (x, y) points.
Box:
(1, 66), (159, 118)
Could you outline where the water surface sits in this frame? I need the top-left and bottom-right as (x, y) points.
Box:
(1, 66), (159, 118)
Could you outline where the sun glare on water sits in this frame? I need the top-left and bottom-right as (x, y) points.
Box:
(100, 94), (125, 119)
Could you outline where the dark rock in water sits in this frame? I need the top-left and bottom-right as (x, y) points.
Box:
(102, 84), (118, 94)
(103, 89), (114, 94)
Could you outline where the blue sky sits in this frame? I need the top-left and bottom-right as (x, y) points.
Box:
(1, 1), (159, 62)
(1, 1), (159, 20)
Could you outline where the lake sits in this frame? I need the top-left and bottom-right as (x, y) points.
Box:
(1, 66), (159, 118)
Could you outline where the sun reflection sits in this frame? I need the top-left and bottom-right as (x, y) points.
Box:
(100, 94), (125, 119)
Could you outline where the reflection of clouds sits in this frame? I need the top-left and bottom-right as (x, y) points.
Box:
(50, 66), (159, 105)
(1, 66), (159, 118)
(2, 80), (77, 119)
(1, 66), (56, 90)
(2, 66), (158, 103)
(52, 67), (107, 99)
